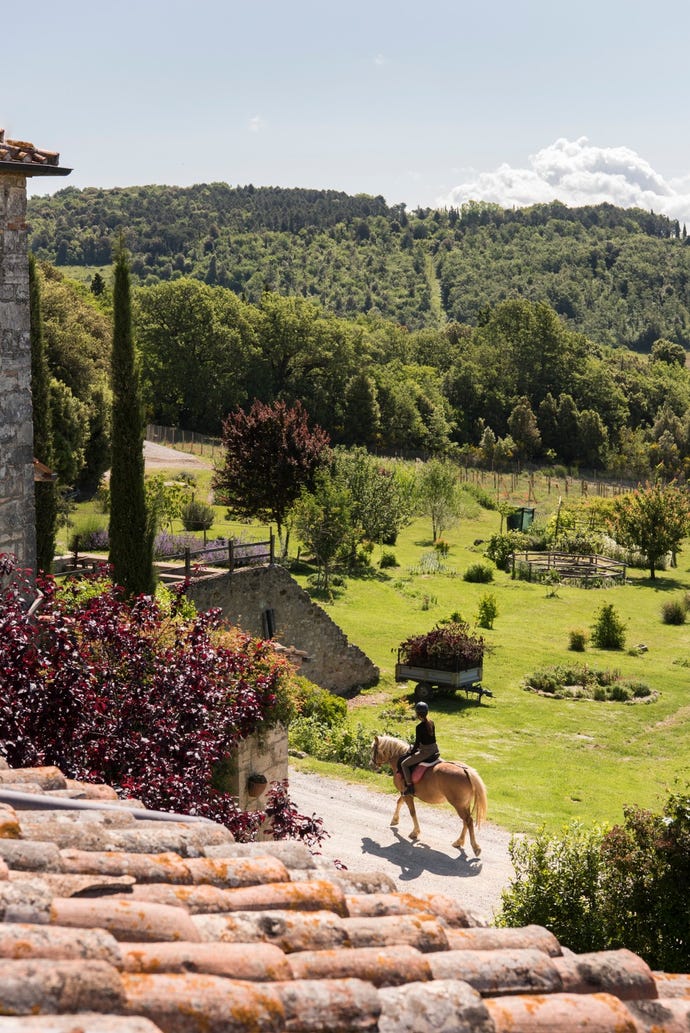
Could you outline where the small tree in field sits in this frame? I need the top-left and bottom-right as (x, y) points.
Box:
(417, 458), (462, 541)
(613, 482), (690, 580)
(213, 400), (330, 557)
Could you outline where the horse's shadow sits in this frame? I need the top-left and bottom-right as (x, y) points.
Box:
(360, 829), (482, 883)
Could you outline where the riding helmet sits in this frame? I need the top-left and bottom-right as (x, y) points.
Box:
(415, 701), (429, 716)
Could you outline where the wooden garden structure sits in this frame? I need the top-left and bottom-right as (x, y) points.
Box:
(511, 550), (626, 585)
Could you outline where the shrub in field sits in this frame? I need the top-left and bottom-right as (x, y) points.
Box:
(0, 555), (324, 846)
(591, 602), (626, 650)
(288, 716), (371, 768)
(181, 499), (215, 532)
(463, 562), (494, 583)
(477, 593), (498, 629)
(661, 598), (687, 625)
(568, 628), (588, 651)
(462, 483), (498, 510)
(523, 663), (655, 703)
(485, 531), (524, 571)
(379, 550), (398, 569)
(498, 788), (690, 970)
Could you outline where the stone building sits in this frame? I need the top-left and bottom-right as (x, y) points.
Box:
(0, 130), (70, 571)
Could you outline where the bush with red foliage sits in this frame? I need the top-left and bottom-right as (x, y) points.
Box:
(0, 554), (325, 846)
(398, 620), (485, 672)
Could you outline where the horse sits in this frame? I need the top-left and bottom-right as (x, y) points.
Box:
(371, 733), (488, 856)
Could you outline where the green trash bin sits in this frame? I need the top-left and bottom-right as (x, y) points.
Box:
(507, 507), (535, 532)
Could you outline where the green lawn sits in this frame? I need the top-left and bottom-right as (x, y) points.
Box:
(60, 460), (690, 834)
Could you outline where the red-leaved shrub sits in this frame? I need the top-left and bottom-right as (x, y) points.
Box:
(0, 554), (325, 847)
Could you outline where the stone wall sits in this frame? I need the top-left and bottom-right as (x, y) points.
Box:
(187, 563), (379, 696)
(0, 172), (35, 570)
(215, 723), (288, 815)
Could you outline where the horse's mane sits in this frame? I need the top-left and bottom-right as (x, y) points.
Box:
(373, 733), (409, 766)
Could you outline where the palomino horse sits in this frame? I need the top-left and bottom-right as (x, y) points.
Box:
(371, 734), (487, 856)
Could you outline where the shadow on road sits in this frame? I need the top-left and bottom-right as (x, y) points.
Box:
(361, 830), (482, 884)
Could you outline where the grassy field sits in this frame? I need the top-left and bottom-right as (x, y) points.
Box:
(60, 459), (690, 835)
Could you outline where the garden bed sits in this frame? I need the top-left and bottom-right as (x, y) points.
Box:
(523, 663), (658, 704)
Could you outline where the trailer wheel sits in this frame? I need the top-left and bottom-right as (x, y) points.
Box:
(414, 682), (433, 701)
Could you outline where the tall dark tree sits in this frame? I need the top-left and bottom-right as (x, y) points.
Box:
(29, 254), (58, 572)
(213, 400), (330, 556)
(108, 244), (154, 596)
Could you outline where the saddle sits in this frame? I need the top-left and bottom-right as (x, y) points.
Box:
(410, 753), (442, 785)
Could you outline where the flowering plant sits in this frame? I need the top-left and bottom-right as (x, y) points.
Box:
(0, 554), (324, 846)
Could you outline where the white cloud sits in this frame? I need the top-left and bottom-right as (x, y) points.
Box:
(374, 53), (387, 66)
(248, 115), (265, 134)
(439, 138), (690, 227)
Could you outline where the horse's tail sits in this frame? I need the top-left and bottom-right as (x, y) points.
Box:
(466, 766), (488, 828)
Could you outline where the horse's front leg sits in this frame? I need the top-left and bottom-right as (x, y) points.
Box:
(404, 796), (421, 841)
(390, 794), (404, 827)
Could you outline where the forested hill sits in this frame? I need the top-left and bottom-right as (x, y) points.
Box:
(27, 184), (690, 350)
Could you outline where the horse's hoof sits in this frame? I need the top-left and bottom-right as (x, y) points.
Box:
(409, 832), (420, 841)
(473, 847), (482, 857)
(390, 819), (398, 827)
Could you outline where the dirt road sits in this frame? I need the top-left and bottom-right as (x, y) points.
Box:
(287, 767), (516, 922)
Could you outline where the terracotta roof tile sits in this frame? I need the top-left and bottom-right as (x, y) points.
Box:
(445, 922), (562, 955)
(128, 877), (347, 916)
(377, 978), (493, 1033)
(483, 990), (644, 1032)
(120, 940), (293, 980)
(50, 896), (202, 943)
(0, 759), (688, 1032)
(429, 946), (563, 996)
(287, 943), (432, 986)
(0, 922), (122, 964)
(0, 959), (125, 1015)
(553, 947), (657, 1000)
(0, 1017), (164, 1032)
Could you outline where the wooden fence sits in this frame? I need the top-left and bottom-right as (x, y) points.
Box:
(511, 550), (626, 585)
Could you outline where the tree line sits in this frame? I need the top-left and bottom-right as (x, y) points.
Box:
(34, 258), (690, 506)
(27, 187), (690, 344)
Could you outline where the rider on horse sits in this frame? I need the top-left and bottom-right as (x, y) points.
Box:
(400, 701), (440, 795)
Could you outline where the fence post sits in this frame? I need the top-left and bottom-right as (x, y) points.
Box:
(184, 548), (190, 578)
(269, 528), (274, 565)
(228, 540), (234, 573)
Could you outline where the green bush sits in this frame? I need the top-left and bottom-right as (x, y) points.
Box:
(433, 538), (450, 557)
(591, 602), (626, 650)
(181, 499), (216, 532)
(379, 550), (398, 569)
(568, 628), (588, 651)
(661, 598), (687, 625)
(477, 593), (498, 629)
(288, 716), (371, 767)
(499, 788), (690, 970)
(288, 676), (347, 727)
(498, 822), (608, 953)
(463, 562), (494, 583)
(485, 532), (524, 572)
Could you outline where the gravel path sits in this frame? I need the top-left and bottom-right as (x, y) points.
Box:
(287, 767), (516, 922)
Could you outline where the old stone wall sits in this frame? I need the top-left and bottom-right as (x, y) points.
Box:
(187, 563), (379, 696)
(0, 172), (35, 570)
(215, 723), (288, 815)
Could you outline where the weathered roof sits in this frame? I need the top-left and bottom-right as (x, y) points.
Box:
(0, 129), (71, 177)
(0, 756), (688, 1032)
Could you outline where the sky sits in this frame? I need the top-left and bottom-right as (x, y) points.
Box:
(5, 0), (690, 225)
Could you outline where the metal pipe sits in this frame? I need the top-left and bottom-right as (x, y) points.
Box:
(0, 788), (217, 824)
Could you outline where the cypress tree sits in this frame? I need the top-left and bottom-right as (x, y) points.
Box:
(108, 243), (154, 596)
(29, 254), (58, 573)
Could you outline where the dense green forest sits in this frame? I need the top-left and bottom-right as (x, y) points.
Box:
(28, 185), (690, 491)
(28, 186), (690, 349)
